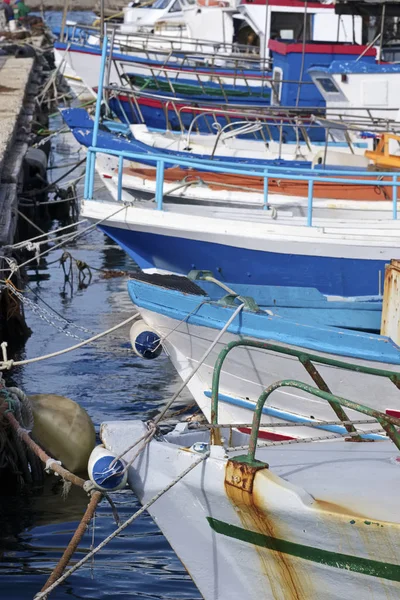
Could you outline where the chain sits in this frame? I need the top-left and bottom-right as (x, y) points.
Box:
(4, 282), (92, 341)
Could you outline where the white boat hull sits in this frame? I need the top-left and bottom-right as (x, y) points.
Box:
(102, 420), (400, 600)
(131, 307), (400, 439)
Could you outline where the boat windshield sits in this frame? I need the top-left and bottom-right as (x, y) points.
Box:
(152, 0), (172, 9)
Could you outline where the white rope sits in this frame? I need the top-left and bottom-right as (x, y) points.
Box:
(115, 302), (245, 464)
(0, 313), (140, 371)
(3, 204), (130, 277)
(33, 452), (209, 600)
(45, 458), (62, 474)
(150, 299), (207, 355)
(155, 302), (245, 426)
(4, 220), (88, 250)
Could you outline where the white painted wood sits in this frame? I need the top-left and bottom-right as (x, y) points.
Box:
(101, 420), (400, 600)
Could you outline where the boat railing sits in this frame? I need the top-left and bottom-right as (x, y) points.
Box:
(61, 24), (270, 70)
(104, 23), (265, 62)
(85, 141), (400, 223)
(115, 57), (273, 96)
(234, 379), (400, 465)
(86, 38), (400, 223)
(104, 83), (325, 148)
(104, 81), (400, 126)
(208, 339), (400, 462)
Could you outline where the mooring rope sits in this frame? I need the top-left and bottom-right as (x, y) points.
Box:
(2, 203), (130, 277)
(4, 220), (88, 251)
(112, 302), (245, 465)
(33, 453), (209, 600)
(0, 313), (140, 370)
(33, 303), (245, 594)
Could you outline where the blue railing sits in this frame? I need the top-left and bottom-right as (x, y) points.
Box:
(84, 36), (400, 225)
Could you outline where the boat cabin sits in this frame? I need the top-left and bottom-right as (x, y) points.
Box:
(269, 39), (376, 107)
(308, 60), (400, 121)
(236, 0), (363, 59)
(121, 0), (196, 32)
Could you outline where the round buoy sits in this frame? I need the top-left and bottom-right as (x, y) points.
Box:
(129, 320), (162, 359)
(29, 394), (96, 474)
(88, 446), (128, 492)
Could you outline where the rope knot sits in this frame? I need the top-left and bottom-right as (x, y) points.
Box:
(26, 242), (41, 265)
(83, 480), (97, 496)
(45, 458), (62, 474)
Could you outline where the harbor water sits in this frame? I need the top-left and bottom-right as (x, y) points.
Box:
(0, 12), (200, 599)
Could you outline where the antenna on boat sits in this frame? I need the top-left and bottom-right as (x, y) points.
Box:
(60, 0), (70, 43)
(100, 0), (105, 48)
(378, 2), (386, 64)
(295, 0), (308, 108)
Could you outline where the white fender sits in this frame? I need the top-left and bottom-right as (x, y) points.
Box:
(129, 319), (162, 359)
(88, 445), (128, 492)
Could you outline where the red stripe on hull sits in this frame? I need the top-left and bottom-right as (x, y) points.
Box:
(238, 426), (295, 441)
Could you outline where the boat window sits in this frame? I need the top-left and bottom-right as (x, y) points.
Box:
(152, 0), (172, 8)
(270, 12), (311, 41)
(168, 0), (182, 11)
(382, 48), (400, 63)
(316, 77), (340, 93)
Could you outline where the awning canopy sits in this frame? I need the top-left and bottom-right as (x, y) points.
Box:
(335, 1), (400, 17)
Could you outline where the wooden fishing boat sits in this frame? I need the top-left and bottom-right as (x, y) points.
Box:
(126, 271), (399, 440)
(98, 366), (400, 600)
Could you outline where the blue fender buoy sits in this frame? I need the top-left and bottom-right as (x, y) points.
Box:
(88, 446), (128, 492)
(129, 320), (162, 359)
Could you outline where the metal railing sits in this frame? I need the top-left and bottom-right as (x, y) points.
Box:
(240, 379), (400, 466)
(85, 37), (400, 224)
(85, 140), (400, 223)
(208, 339), (400, 464)
(58, 22), (268, 69)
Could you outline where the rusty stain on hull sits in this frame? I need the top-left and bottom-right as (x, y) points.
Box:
(224, 459), (313, 600)
(381, 260), (400, 346)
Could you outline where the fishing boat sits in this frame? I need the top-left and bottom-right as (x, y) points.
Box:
(103, 37), (378, 142)
(125, 269), (400, 438)
(71, 35), (400, 299)
(63, 106), (371, 171)
(53, 0), (362, 95)
(76, 104), (400, 297)
(98, 356), (400, 600)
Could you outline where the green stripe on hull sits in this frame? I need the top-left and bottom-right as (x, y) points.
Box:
(207, 517), (400, 582)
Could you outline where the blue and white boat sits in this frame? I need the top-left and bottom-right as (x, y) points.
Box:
(106, 38), (377, 142)
(78, 116), (400, 298)
(126, 271), (400, 440)
(74, 35), (400, 300)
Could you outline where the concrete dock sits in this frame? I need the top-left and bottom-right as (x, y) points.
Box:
(0, 51), (44, 246)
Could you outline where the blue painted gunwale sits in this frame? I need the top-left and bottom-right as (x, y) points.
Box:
(126, 279), (400, 365)
(198, 280), (382, 330)
(101, 225), (387, 298)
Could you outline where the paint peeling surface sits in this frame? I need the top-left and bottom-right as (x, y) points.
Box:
(102, 421), (400, 600)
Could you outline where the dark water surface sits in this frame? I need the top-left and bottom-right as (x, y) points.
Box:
(0, 14), (200, 599)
